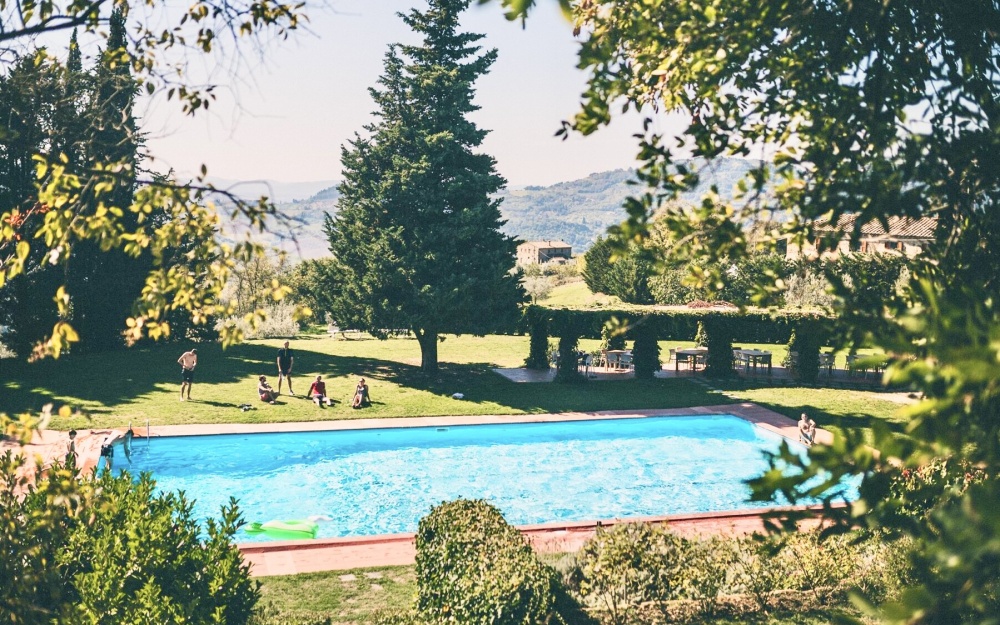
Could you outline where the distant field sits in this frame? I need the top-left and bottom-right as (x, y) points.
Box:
(538, 279), (622, 308)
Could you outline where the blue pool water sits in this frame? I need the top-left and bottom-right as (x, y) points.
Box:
(125, 415), (856, 542)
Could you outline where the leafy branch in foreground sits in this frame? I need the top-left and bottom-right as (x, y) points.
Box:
(514, 0), (1000, 622)
(1, 0), (310, 359)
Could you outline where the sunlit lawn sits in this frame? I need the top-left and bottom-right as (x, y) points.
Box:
(2, 334), (726, 430)
(256, 562), (864, 624)
(538, 279), (623, 308)
(2, 332), (906, 440)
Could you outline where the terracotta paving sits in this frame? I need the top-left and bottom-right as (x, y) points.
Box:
(241, 504), (830, 577)
(494, 364), (886, 387)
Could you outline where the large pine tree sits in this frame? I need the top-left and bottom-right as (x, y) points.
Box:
(325, 0), (523, 372)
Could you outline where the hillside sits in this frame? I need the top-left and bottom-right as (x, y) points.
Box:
(498, 158), (760, 251)
(230, 157), (763, 259)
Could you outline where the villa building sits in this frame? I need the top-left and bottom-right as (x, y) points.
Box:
(785, 215), (937, 260)
(516, 240), (573, 265)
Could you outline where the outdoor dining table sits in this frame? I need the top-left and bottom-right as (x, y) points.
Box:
(604, 349), (630, 370)
(846, 354), (886, 378)
(737, 349), (772, 374)
(675, 347), (708, 371)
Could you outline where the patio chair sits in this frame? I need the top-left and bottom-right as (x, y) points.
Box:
(819, 352), (835, 374)
(667, 348), (676, 365)
(618, 352), (634, 371)
(694, 354), (707, 370)
(733, 349), (749, 370)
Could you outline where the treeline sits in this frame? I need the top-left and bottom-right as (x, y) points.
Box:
(583, 236), (910, 309)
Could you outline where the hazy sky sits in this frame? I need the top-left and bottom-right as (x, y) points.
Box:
(139, 0), (687, 187)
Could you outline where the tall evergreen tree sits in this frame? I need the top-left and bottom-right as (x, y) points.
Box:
(325, 0), (523, 372)
(0, 54), (72, 356)
(66, 6), (145, 352)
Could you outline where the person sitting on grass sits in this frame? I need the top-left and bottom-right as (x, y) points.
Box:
(258, 375), (277, 404)
(798, 412), (816, 446)
(308, 375), (333, 407)
(352, 378), (371, 409)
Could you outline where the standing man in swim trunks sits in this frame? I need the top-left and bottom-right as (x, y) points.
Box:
(276, 341), (294, 395)
(178, 348), (197, 401)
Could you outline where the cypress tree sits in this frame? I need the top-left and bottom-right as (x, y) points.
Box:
(67, 6), (145, 352)
(325, 0), (523, 372)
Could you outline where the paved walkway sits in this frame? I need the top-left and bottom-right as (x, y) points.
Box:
(494, 363), (889, 388)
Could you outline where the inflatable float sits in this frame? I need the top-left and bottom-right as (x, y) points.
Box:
(244, 519), (319, 540)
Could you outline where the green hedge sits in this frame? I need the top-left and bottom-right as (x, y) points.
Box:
(523, 305), (827, 345)
(414, 499), (592, 625)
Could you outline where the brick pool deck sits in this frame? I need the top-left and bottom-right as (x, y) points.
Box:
(19, 403), (835, 577)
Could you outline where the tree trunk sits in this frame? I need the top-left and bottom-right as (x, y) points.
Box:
(416, 329), (439, 372)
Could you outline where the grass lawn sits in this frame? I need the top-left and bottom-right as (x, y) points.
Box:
(256, 564), (865, 624)
(1, 334), (728, 430)
(722, 384), (908, 445)
(538, 280), (622, 308)
(257, 565), (416, 624)
(2, 333), (908, 442)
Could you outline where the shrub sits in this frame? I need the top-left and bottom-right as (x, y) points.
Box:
(59, 471), (259, 624)
(599, 323), (626, 351)
(217, 302), (300, 339)
(414, 499), (589, 625)
(782, 530), (857, 604)
(524, 312), (550, 370)
(574, 523), (688, 625)
(681, 535), (737, 616)
(555, 334), (585, 383)
(732, 534), (787, 613)
(631, 323), (660, 379)
(1, 451), (259, 625)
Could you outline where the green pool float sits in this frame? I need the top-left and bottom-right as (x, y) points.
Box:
(244, 519), (319, 540)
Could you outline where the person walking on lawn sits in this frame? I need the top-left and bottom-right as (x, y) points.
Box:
(177, 348), (197, 401)
(277, 341), (295, 395)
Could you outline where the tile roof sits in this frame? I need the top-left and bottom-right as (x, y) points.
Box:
(519, 240), (572, 249)
(816, 214), (937, 239)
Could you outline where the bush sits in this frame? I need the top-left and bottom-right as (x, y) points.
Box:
(218, 302), (301, 339)
(681, 535), (737, 616)
(555, 335), (585, 383)
(414, 499), (590, 625)
(59, 471), (258, 623)
(524, 312), (550, 370)
(631, 323), (661, 379)
(1, 451), (259, 625)
(574, 523), (688, 625)
(732, 534), (787, 613)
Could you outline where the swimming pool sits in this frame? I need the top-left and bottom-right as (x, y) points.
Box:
(126, 415), (855, 542)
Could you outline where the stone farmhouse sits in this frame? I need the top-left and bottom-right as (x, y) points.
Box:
(785, 214), (937, 259)
(516, 240), (573, 265)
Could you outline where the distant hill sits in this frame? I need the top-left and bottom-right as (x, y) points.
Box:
(498, 158), (761, 251)
(222, 157), (764, 259)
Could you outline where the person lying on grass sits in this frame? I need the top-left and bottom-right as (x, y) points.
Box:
(309, 375), (333, 407)
(258, 375), (277, 404)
